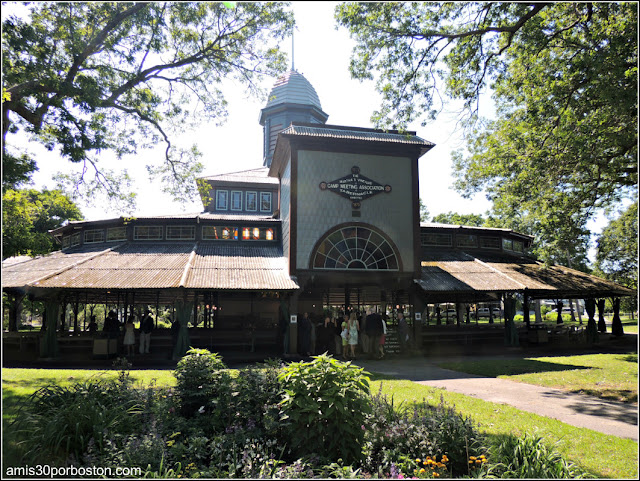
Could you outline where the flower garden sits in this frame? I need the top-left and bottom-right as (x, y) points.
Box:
(10, 350), (593, 478)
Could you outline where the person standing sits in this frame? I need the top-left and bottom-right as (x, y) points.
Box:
(378, 315), (387, 359)
(139, 310), (154, 354)
(340, 314), (349, 360)
(398, 311), (410, 354)
(348, 312), (360, 360)
(365, 309), (383, 359)
(123, 315), (136, 357)
(299, 312), (312, 356)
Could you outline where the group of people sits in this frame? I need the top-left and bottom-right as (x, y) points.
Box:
(297, 309), (406, 360)
(101, 309), (156, 356)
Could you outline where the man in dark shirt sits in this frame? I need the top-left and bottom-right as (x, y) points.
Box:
(365, 309), (383, 359)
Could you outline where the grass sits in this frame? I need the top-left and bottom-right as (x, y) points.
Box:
(436, 352), (638, 403)
(369, 378), (638, 479)
(3, 363), (638, 479)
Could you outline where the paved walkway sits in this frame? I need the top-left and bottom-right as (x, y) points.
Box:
(352, 356), (638, 441)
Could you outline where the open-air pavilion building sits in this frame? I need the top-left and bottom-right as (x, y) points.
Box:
(2, 70), (634, 363)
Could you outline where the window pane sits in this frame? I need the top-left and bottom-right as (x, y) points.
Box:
(107, 227), (127, 241)
(456, 234), (478, 248)
(216, 190), (228, 210)
(134, 226), (163, 240)
(260, 192), (271, 212)
(166, 226), (195, 240)
(421, 232), (452, 247)
(231, 191), (242, 211)
(480, 237), (501, 249)
(84, 229), (105, 244)
(246, 192), (257, 211)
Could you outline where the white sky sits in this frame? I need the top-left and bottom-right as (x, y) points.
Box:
(8, 2), (609, 253)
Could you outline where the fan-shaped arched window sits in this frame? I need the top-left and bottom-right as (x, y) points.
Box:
(312, 225), (400, 270)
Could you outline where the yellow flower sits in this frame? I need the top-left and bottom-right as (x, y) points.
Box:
(419, 468), (426, 474)
(416, 458), (421, 463)
(469, 456), (477, 461)
(433, 473), (440, 478)
(441, 455), (449, 462)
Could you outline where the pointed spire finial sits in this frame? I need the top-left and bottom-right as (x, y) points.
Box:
(292, 29), (295, 71)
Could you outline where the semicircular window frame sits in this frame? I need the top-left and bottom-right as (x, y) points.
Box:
(311, 224), (401, 271)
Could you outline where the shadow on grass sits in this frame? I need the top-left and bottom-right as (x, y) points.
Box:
(436, 359), (593, 378)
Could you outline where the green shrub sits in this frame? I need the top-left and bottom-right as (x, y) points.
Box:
(173, 348), (230, 417)
(363, 389), (485, 477)
(278, 354), (371, 464)
(14, 380), (142, 463)
(489, 433), (592, 478)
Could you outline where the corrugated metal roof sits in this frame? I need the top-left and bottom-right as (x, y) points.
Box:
(2, 242), (298, 291)
(416, 250), (634, 297)
(280, 124), (434, 153)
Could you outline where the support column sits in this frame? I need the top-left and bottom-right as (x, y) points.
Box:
(8, 293), (24, 332)
(288, 291), (300, 355)
(611, 298), (624, 337)
(584, 298), (598, 344)
(597, 299), (607, 333)
(534, 299), (543, 324)
(411, 291), (426, 348)
(523, 290), (530, 329)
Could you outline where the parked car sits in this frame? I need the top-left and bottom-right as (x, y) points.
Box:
(476, 308), (490, 318)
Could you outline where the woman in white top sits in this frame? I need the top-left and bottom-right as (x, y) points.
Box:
(347, 312), (360, 360)
(123, 315), (136, 357)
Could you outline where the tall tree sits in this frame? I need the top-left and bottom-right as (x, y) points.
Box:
(2, 188), (84, 259)
(594, 201), (638, 312)
(2, 2), (293, 205)
(336, 2), (637, 265)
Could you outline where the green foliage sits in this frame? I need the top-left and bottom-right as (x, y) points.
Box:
(278, 354), (371, 464)
(173, 348), (229, 417)
(364, 388), (486, 478)
(419, 198), (430, 222)
(431, 211), (485, 227)
(489, 433), (592, 478)
(594, 201), (638, 312)
(336, 2), (637, 265)
(2, 2), (293, 202)
(13, 379), (142, 463)
(2, 188), (83, 259)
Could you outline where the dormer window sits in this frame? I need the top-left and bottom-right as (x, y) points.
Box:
(230, 191), (243, 211)
(246, 191), (258, 211)
(134, 226), (163, 240)
(84, 229), (105, 244)
(216, 190), (229, 210)
(260, 192), (272, 212)
(456, 234), (478, 248)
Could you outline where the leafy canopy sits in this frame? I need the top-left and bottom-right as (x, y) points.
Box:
(2, 188), (84, 259)
(336, 2), (637, 265)
(2, 2), (293, 207)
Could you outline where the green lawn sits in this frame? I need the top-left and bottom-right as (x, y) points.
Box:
(3, 365), (638, 479)
(437, 352), (638, 403)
